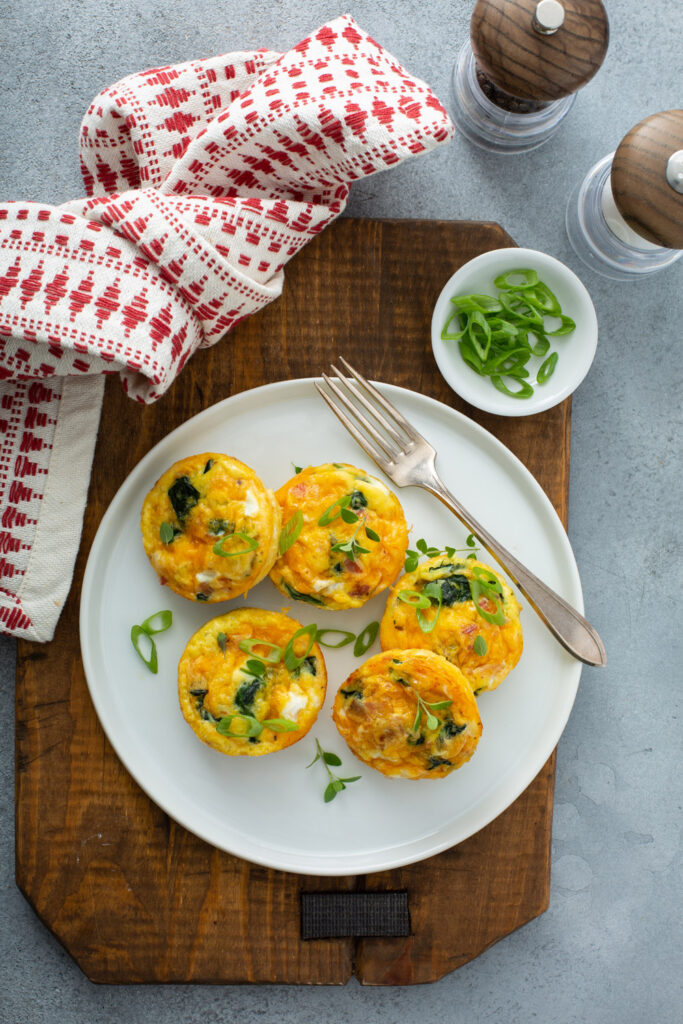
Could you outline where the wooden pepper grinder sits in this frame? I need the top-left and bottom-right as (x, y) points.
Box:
(452, 0), (609, 153)
(566, 110), (683, 279)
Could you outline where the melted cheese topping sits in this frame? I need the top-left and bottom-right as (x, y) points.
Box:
(141, 452), (281, 603)
(380, 557), (523, 694)
(178, 608), (327, 757)
(332, 649), (482, 779)
(269, 462), (408, 610)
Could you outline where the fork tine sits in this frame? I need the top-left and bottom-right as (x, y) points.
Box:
(329, 362), (405, 447)
(339, 357), (424, 443)
(320, 373), (398, 460)
(315, 382), (392, 471)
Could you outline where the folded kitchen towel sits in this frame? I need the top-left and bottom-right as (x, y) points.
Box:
(0, 13), (453, 642)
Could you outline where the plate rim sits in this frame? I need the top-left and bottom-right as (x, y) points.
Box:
(79, 377), (582, 875)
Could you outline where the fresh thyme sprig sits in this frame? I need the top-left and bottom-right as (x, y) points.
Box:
(306, 739), (361, 803)
(409, 689), (453, 733)
(404, 533), (478, 572)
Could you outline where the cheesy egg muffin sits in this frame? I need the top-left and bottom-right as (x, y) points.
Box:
(333, 649), (482, 779)
(380, 556), (523, 694)
(178, 608), (327, 756)
(141, 452), (280, 602)
(269, 462), (408, 610)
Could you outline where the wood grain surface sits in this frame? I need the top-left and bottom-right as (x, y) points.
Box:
(471, 0), (609, 102)
(612, 109), (683, 250)
(15, 218), (571, 985)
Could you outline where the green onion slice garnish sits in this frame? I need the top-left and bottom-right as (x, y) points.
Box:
(284, 623), (318, 671)
(397, 589), (431, 608)
(353, 620), (379, 657)
(139, 609), (173, 635)
(318, 494), (354, 526)
(130, 625), (158, 674)
(261, 718), (299, 733)
(279, 510), (304, 554)
(213, 532), (258, 557)
(315, 628), (356, 649)
(238, 638), (283, 663)
(416, 581), (443, 634)
(216, 714), (264, 738)
(471, 580), (506, 626)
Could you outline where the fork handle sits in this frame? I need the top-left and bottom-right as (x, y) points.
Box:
(426, 479), (606, 667)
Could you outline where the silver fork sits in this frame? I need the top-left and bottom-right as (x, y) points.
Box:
(316, 357), (606, 667)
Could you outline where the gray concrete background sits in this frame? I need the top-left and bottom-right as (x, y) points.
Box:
(1, 1), (681, 1021)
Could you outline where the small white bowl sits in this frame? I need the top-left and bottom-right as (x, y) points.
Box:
(431, 247), (598, 416)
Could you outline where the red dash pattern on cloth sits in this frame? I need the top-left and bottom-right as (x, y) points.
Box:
(0, 14), (453, 641)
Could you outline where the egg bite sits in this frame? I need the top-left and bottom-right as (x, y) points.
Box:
(141, 452), (281, 603)
(380, 556), (523, 694)
(178, 608), (327, 756)
(333, 649), (481, 779)
(269, 462), (408, 610)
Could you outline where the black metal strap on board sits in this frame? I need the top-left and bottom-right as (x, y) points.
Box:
(300, 891), (411, 939)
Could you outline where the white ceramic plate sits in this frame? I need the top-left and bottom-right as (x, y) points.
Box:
(80, 379), (583, 876)
(431, 247), (598, 416)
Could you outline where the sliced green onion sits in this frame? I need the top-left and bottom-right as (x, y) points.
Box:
(527, 281), (562, 316)
(139, 609), (173, 635)
(261, 718), (299, 733)
(491, 375), (535, 399)
(443, 271), (575, 401)
(458, 339), (485, 375)
(238, 638), (283, 663)
(318, 494), (352, 526)
(493, 269), (539, 290)
(279, 510), (303, 554)
(213, 532), (258, 557)
(537, 352), (559, 384)
(546, 315), (576, 336)
(468, 310), (492, 361)
(526, 332), (550, 358)
(451, 293), (503, 313)
(354, 621), (379, 657)
(471, 580), (506, 626)
(244, 658), (266, 677)
(397, 589), (431, 608)
(441, 310), (467, 341)
(284, 623), (318, 672)
(216, 714), (263, 738)
(416, 580), (443, 634)
(315, 628), (356, 649)
(131, 625), (158, 673)
(471, 566), (503, 593)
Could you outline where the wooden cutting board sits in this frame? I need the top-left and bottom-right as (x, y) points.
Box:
(15, 218), (570, 985)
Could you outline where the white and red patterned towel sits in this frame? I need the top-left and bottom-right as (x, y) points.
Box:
(0, 14), (453, 642)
